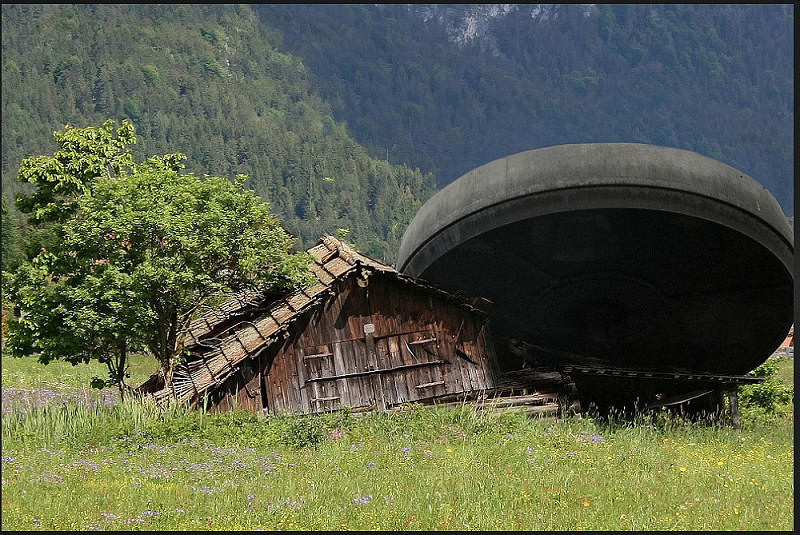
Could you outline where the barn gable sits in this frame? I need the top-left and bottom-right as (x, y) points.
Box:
(141, 236), (501, 414)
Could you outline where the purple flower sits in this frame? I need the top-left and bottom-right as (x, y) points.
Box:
(567, 451), (577, 457)
(353, 495), (372, 505)
(81, 461), (100, 472)
(284, 497), (303, 508)
(366, 462), (377, 469)
(329, 428), (344, 440)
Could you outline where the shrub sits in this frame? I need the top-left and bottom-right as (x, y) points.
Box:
(739, 358), (793, 413)
(280, 415), (327, 449)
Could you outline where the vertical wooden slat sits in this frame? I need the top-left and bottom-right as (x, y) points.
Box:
(202, 269), (503, 415)
(365, 330), (386, 411)
(455, 315), (477, 391)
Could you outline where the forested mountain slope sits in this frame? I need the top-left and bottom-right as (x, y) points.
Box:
(2, 2), (793, 273)
(257, 4), (793, 215)
(1, 4), (434, 263)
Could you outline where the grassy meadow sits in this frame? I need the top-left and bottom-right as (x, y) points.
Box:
(1, 353), (794, 531)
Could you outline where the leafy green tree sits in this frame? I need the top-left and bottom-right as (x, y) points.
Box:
(3, 121), (313, 396)
(15, 119), (137, 225)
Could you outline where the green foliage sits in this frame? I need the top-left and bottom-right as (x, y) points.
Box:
(1, 196), (24, 271)
(279, 415), (328, 449)
(257, 4), (792, 215)
(14, 119), (136, 225)
(3, 120), (313, 392)
(0, 4), (435, 263)
(739, 358), (793, 413)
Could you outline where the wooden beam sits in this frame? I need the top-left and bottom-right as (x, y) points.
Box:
(305, 360), (447, 383)
(303, 352), (333, 360)
(415, 380), (445, 389)
(311, 396), (340, 403)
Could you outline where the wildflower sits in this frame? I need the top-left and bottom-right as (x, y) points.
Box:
(330, 428), (344, 440)
(567, 452), (577, 457)
(100, 513), (117, 520)
(366, 462), (377, 469)
(81, 461), (100, 472)
(175, 509), (186, 514)
(353, 495), (372, 505)
(679, 466), (687, 472)
(446, 448), (453, 453)
(582, 499), (590, 507)
(717, 461), (724, 466)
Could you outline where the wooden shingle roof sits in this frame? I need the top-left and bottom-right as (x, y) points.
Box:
(143, 235), (456, 406)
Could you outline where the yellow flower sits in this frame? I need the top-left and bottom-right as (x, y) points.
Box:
(679, 466), (687, 472)
(582, 499), (590, 507)
(446, 448), (453, 453)
(717, 461), (724, 466)
(734, 508), (740, 515)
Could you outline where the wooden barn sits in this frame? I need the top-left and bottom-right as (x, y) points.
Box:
(139, 236), (503, 414)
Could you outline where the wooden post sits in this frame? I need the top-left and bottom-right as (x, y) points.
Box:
(728, 387), (741, 430)
(364, 323), (386, 412)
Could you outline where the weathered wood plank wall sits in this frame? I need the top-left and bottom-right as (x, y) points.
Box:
(206, 271), (500, 415)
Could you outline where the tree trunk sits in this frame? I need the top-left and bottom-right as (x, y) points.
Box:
(117, 340), (128, 401)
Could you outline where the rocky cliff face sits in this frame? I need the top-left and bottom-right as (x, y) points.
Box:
(405, 4), (595, 49)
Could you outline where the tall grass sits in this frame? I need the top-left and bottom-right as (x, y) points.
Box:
(2, 397), (193, 448)
(1, 355), (793, 530)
